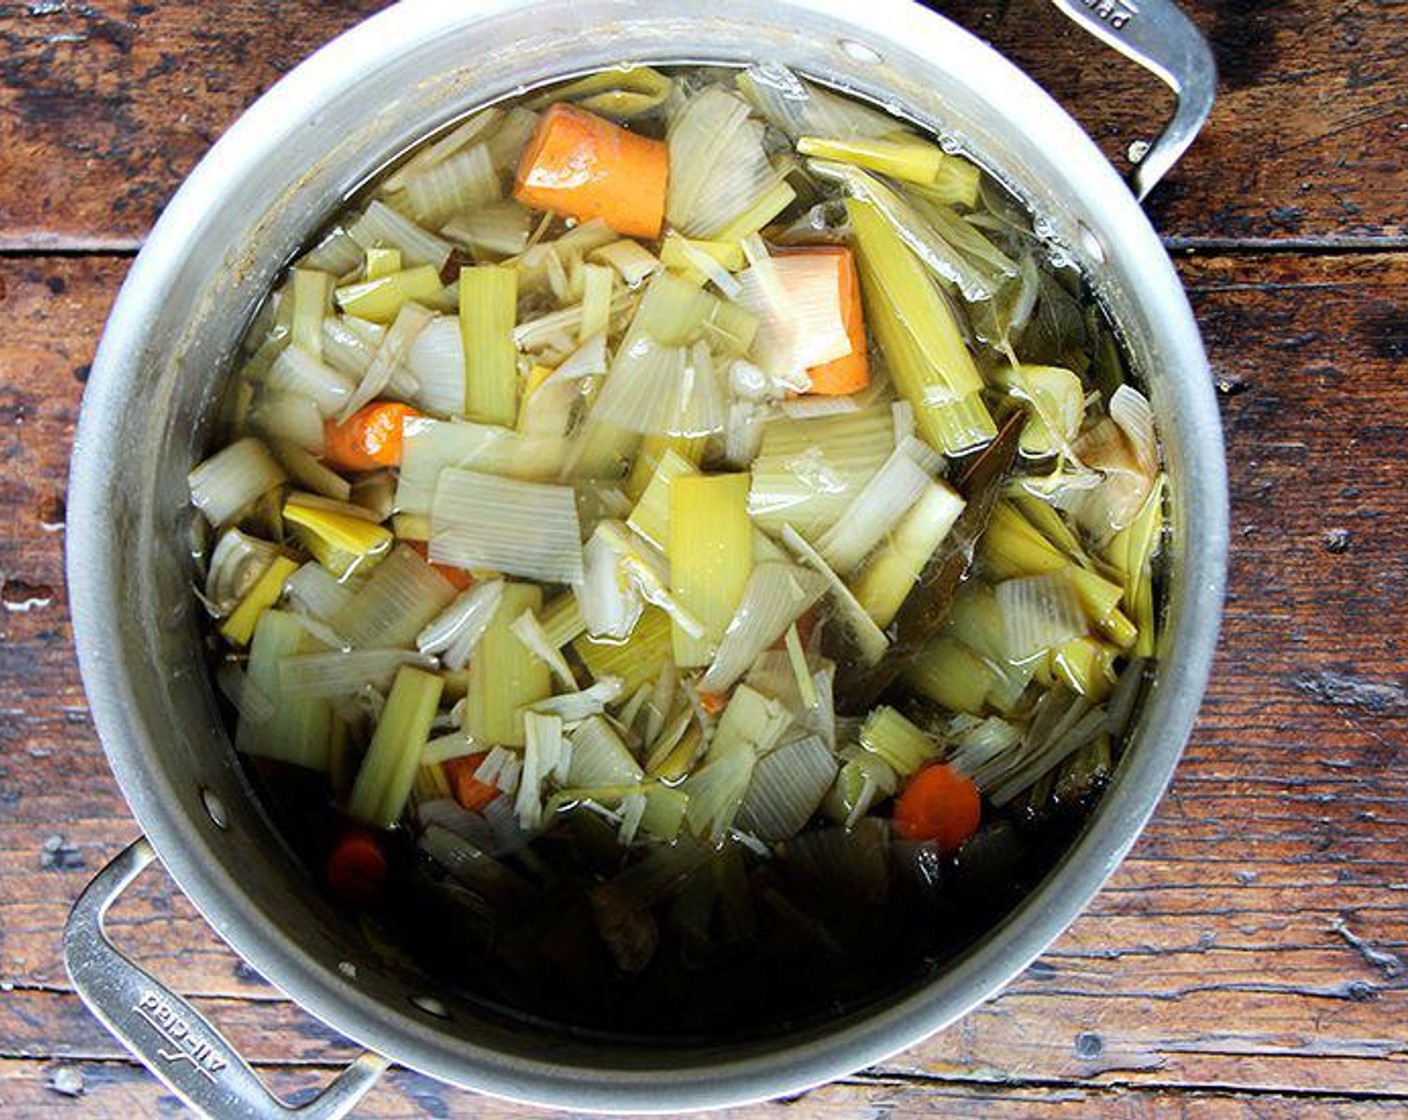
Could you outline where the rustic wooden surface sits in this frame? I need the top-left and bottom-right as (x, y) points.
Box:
(0, 0), (1405, 1116)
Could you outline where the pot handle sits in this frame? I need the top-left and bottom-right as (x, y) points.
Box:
(64, 837), (388, 1120)
(1045, 0), (1217, 200)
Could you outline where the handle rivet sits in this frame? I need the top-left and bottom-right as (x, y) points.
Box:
(838, 39), (883, 65)
(410, 995), (452, 1019)
(200, 787), (229, 830)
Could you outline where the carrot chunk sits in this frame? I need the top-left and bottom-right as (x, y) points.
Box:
(323, 401), (418, 471)
(443, 752), (499, 813)
(514, 103), (668, 239)
(893, 763), (981, 851)
(779, 245), (870, 396)
(326, 828), (388, 903)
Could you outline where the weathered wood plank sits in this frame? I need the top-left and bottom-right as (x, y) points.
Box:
(0, 1058), (1406, 1119)
(0, 0), (1403, 249)
(1, 249), (1405, 1113)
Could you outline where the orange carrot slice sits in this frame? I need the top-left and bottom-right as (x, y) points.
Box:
(326, 828), (388, 903)
(779, 246), (870, 396)
(404, 539), (474, 591)
(443, 752), (499, 813)
(893, 763), (981, 850)
(323, 401), (418, 471)
(514, 103), (668, 239)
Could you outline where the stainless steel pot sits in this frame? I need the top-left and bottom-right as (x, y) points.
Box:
(64, 1), (1227, 1115)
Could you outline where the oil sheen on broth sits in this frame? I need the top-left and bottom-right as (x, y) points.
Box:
(187, 62), (1166, 1038)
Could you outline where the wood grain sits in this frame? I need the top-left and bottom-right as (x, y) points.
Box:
(1, 248), (1406, 1113)
(0, 0), (1405, 250)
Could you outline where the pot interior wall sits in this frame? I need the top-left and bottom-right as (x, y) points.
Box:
(78, 0), (1219, 1101)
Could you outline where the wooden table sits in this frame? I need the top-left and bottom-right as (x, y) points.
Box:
(1, 1), (1405, 1115)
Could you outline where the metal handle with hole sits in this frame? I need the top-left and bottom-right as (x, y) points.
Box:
(64, 838), (388, 1120)
(1045, 0), (1217, 200)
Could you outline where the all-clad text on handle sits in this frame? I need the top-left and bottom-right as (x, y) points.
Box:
(64, 837), (387, 1120)
(1046, 0), (1217, 200)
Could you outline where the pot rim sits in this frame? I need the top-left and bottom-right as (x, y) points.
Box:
(67, 0), (1228, 1110)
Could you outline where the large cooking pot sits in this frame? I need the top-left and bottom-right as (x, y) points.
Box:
(63, 0), (1227, 1114)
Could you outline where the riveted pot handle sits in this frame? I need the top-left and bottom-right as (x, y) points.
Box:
(1045, 0), (1216, 200)
(64, 837), (388, 1120)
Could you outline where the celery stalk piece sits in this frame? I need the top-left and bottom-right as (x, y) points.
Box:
(859, 705), (941, 777)
(579, 262), (614, 343)
(459, 264), (519, 427)
(822, 749), (898, 827)
(364, 247), (401, 281)
(290, 269), (332, 357)
(330, 543), (457, 650)
(711, 178), (797, 244)
(538, 65), (675, 118)
(851, 480), (967, 628)
(1051, 636), (1118, 701)
(277, 649), (437, 699)
(465, 583), (551, 747)
(626, 447), (699, 550)
(1105, 473), (1166, 658)
(783, 623), (818, 709)
(237, 609), (333, 770)
(574, 607), (673, 694)
(220, 555), (298, 647)
(430, 468), (583, 584)
(335, 265), (444, 323)
(902, 637), (998, 715)
(347, 665), (444, 827)
(847, 197), (996, 454)
(669, 473), (754, 667)
(799, 135), (980, 205)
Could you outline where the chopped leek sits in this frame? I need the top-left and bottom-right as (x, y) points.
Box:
(283, 493), (392, 577)
(538, 592), (588, 649)
(699, 563), (826, 693)
(220, 555), (298, 646)
(541, 65), (675, 119)
(859, 705), (941, 777)
(465, 582), (552, 747)
(814, 437), (934, 575)
(278, 648), (436, 699)
(668, 473), (754, 666)
(251, 392), (326, 456)
(237, 609), (332, 769)
(430, 468), (583, 584)
(736, 64), (898, 142)
(459, 265), (519, 427)
(290, 269), (333, 357)
(347, 665), (443, 827)
(574, 607), (673, 694)
(901, 637), (997, 715)
(338, 301), (434, 422)
(509, 609), (578, 690)
(395, 416), (569, 515)
(589, 239), (662, 288)
(567, 716), (644, 788)
(189, 437), (286, 527)
(417, 579), (505, 670)
(682, 748), (755, 842)
(851, 479), (966, 628)
(527, 676), (623, 721)
(516, 711), (566, 829)
(400, 142), (499, 226)
(625, 447), (698, 550)
(268, 439), (350, 502)
(335, 265), (443, 323)
(330, 543), (457, 649)
(995, 572), (1087, 660)
(590, 337), (726, 438)
(442, 199), (535, 257)
(735, 734), (837, 840)
(348, 200), (453, 270)
(781, 524), (889, 667)
(709, 683), (794, 762)
(666, 86), (792, 240)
